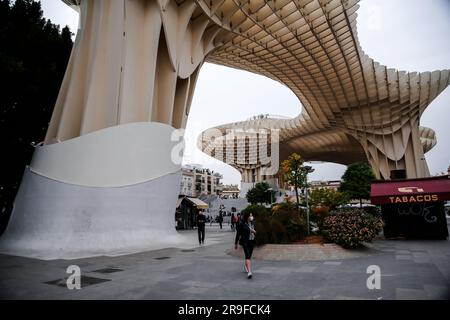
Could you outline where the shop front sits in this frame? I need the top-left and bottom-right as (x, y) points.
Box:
(371, 176), (450, 239)
(175, 197), (209, 230)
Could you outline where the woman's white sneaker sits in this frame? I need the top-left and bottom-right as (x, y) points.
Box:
(247, 272), (252, 279)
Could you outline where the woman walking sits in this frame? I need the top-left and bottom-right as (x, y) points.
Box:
(234, 212), (256, 279)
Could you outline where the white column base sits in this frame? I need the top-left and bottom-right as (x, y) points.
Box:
(0, 168), (191, 260)
(0, 122), (195, 260)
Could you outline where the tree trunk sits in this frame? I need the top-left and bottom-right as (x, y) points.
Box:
(295, 187), (300, 209)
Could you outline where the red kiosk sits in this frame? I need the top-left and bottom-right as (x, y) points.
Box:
(371, 176), (450, 239)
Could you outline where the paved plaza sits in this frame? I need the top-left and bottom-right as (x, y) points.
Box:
(0, 221), (449, 300)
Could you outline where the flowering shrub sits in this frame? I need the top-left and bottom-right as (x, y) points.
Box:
(322, 209), (384, 248)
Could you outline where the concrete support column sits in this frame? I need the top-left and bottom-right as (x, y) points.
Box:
(353, 119), (431, 180)
(0, 0), (223, 259)
(45, 0), (219, 144)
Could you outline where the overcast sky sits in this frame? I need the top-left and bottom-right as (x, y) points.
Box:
(40, 0), (450, 185)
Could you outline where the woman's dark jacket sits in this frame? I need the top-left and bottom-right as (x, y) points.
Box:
(235, 222), (255, 245)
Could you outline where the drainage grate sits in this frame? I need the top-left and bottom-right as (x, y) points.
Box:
(45, 276), (111, 288)
(181, 249), (196, 253)
(91, 268), (123, 274)
(154, 256), (171, 260)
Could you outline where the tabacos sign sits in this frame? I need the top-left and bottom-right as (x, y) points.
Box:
(389, 187), (439, 204)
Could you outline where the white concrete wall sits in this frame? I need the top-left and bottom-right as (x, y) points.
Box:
(31, 122), (182, 187)
(0, 168), (191, 260)
(0, 121), (192, 259)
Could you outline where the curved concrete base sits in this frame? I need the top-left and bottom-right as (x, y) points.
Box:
(0, 168), (192, 260)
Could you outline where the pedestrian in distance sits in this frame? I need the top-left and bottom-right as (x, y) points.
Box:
(230, 213), (236, 231)
(218, 212), (223, 230)
(234, 212), (256, 279)
(197, 210), (206, 245)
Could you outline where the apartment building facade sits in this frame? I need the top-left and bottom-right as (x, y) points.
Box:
(180, 165), (223, 197)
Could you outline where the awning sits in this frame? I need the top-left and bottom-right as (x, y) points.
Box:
(371, 176), (450, 205)
(186, 197), (209, 209)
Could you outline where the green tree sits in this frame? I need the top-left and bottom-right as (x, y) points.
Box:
(309, 188), (349, 211)
(0, 0), (73, 234)
(246, 182), (274, 205)
(339, 162), (376, 207)
(281, 153), (307, 209)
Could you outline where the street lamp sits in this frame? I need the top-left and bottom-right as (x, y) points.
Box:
(302, 165), (315, 236)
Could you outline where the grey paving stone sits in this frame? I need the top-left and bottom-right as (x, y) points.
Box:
(180, 280), (220, 288)
(292, 266), (317, 273)
(396, 255), (413, 260)
(334, 296), (376, 300)
(423, 284), (450, 300)
(395, 288), (428, 300)
(180, 286), (211, 294)
(323, 261), (342, 266)
(296, 266), (317, 273)
(0, 225), (449, 300)
(254, 267), (278, 273)
(413, 257), (432, 264)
